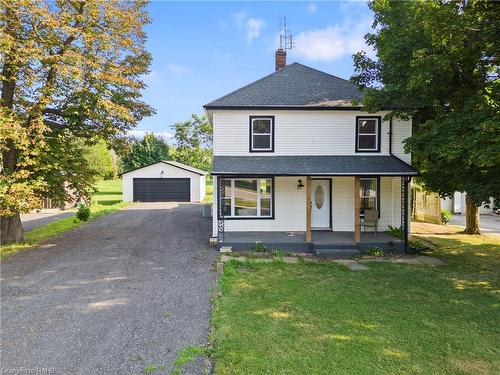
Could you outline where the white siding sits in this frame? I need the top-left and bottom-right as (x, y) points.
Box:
(332, 177), (355, 231)
(214, 176), (402, 234)
(223, 177), (306, 232)
(122, 162), (205, 202)
(213, 110), (409, 157)
(392, 118), (412, 163)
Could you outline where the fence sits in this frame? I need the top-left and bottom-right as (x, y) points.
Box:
(412, 190), (441, 224)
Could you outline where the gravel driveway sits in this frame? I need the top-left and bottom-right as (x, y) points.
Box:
(1, 203), (215, 374)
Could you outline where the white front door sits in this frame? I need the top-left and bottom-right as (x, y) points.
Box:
(311, 179), (331, 229)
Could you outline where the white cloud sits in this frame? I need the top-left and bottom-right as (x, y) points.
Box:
(128, 130), (173, 140)
(293, 18), (373, 61)
(166, 63), (190, 76)
(307, 2), (318, 15)
(232, 12), (265, 45)
(232, 11), (247, 28)
(246, 18), (265, 44)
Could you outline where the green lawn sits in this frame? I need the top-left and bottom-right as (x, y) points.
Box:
(211, 233), (500, 374)
(203, 177), (213, 204)
(1, 179), (126, 260)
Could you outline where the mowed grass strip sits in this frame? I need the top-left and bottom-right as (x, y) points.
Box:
(1, 179), (126, 260)
(211, 234), (500, 375)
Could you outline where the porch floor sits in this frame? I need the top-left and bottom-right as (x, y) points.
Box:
(222, 230), (402, 253)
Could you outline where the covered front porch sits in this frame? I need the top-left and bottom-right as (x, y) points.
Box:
(223, 230), (403, 255)
(212, 155), (418, 255)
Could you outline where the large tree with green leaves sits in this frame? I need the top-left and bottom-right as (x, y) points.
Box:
(171, 114), (212, 171)
(121, 133), (170, 172)
(352, 0), (500, 234)
(0, 0), (154, 243)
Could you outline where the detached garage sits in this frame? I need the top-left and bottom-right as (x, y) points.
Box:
(122, 161), (207, 203)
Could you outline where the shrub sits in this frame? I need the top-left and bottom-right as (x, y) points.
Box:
(386, 225), (403, 239)
(365, 246), (384, 257)
(270, 248), (287, 257)
(250, 242), (267, 253)
(440, 209), (452, 224)
(76, 203), (91, 221)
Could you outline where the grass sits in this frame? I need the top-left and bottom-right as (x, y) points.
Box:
(0, 179), (127, 260)
(211, 233), (500, 374)
(203, 177), (213, 204)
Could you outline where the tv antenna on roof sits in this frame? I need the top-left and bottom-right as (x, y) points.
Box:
(279, 17), (294, 51)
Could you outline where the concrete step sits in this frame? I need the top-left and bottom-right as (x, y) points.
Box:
(314, 248), (360, 258)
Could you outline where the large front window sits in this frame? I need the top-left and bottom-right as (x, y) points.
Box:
(250, 116), (274, 152)
(360, 177), (378, 215)
(221, 178), (273, 218)
(356, 117), (380, 152)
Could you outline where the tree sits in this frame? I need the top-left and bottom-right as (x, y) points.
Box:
(0, 0), (154, 243)
(84, 140), (116, 180)
(351, 0), (500, 234)
(121, 133), (170, 172)
(171, 114), (213, 171)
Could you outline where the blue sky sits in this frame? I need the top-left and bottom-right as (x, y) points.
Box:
(135, 1), (374, 139)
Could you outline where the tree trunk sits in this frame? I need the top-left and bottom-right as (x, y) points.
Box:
(464, 195), (481, 234)
(0, 213), (25, 244)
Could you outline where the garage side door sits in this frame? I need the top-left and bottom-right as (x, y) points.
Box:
(133, 178), (190, 202)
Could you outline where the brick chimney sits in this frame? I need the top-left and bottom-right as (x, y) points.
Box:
(275, 48), (286, 71)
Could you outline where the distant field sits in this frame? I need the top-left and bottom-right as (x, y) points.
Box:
(92, 179), (122, 205)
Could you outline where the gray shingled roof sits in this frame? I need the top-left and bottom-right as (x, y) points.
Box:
(212, 155), (418, 176)
(204, 63), (363, 109)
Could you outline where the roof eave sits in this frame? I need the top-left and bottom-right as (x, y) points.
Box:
(203, 105), (364, 111)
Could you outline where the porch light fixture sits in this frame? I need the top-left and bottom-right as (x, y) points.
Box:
(297, 179), (304, 190)
(160, 170), (164, 178)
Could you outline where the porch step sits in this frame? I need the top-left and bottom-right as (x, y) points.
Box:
(314, 248), (360, 258)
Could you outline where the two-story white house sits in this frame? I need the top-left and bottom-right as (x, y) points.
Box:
(204, 52), (418, 256)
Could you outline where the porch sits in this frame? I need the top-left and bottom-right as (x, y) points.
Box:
(222, 230), (403, 255)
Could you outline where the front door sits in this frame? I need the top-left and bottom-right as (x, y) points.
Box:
(311, 179), (331, 229)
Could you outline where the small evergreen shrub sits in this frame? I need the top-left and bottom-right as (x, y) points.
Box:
(365, 246), (385, 257)
(250, 242), (267, 253)
(440, 209), (452, 224)
(76, 203), (91, 221)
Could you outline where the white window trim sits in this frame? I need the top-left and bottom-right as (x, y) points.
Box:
(357, 117), (379, 151)
(224, 178), (273, 218)
(251, 117), (273, 151)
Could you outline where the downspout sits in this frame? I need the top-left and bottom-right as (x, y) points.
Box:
(388, 117), (393, 155)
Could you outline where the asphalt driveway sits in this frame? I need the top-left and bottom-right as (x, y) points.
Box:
(21, 210), (76, 232)
(451, 214), (500, 235)
(1, 203), (215, 374)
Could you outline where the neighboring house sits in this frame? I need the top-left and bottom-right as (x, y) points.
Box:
(204, 50), (418, 255)
(121, 160), (207, 203)
(441, 193), (497, 215)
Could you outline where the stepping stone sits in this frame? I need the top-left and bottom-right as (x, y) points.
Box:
(415, 256), (445, 265)
(333, 259), (369, 271)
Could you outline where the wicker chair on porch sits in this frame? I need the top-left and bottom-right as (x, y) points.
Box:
(361, 209), (378, 236)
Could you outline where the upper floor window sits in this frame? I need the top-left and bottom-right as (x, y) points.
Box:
(249, 116), (274, 152)
(356, 116), (381, 152)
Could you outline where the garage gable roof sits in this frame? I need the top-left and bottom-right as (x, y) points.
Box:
(120, 160), (207, 176)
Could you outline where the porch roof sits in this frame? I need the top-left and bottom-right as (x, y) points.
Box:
(212, 155), (418, 176)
